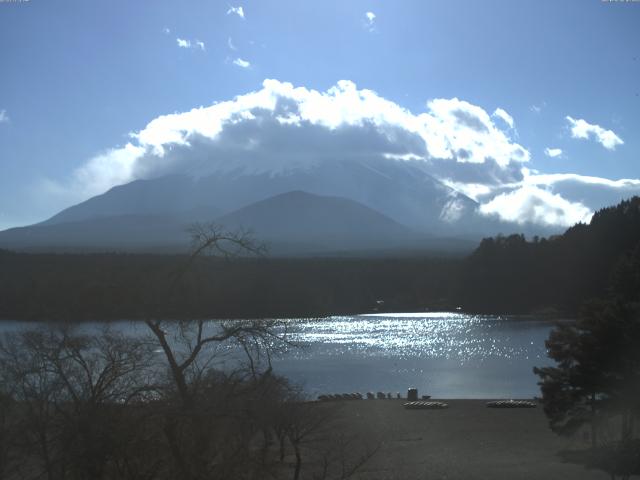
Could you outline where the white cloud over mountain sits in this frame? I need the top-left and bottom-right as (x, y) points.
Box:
(44, 80), (639, 228)
(522, 173), (640, 212)
(479, 185), (592, 227)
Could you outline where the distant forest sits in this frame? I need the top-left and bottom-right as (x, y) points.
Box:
(1, 197), (639, 321)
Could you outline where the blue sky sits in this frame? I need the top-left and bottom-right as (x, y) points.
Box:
(0, 0), (639, 229)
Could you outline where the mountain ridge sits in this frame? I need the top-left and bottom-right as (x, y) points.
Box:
(41, 158), (482, 233)
(0, 190), (453, 254)
(2, 156), (559, 253)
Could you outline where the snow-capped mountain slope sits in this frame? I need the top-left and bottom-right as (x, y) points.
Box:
(43, 157), (481, 233)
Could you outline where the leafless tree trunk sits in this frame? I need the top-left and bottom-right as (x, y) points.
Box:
(143, 223), (294, 479)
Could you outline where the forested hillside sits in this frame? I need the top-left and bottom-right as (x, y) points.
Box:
(0, 252), (459, 321)
(459, 197), (640, 313)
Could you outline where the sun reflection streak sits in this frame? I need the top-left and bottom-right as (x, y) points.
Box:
(277, 313), (550, 363)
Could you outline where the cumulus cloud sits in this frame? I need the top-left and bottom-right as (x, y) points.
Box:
(364, 11), (376, 31)
(566, 116), (623, 150)
(227, 6), (245, 18)
(44, 79), (530, 209)
(424, 98), (529, 169)
(479, 185), (592, 227)
(492, 108), (514, 129)
(544, 147), (562, 158)
(0, 109), (8, 123)
(233, 58), (250, 68)
(228, 37), (237, 50)
(43, 79), (640, 229)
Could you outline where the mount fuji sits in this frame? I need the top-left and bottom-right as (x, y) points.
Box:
(0, 156), (539, 254)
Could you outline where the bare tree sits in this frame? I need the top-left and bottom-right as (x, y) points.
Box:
(145, 223), (273, 405)
(0, 327), (157, 480)
(143, 222), (293, 479)
(0, 385), (19, 480)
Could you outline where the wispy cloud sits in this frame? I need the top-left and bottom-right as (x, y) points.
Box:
(176, 38), (191, 48)
(492, 108), (514, 129)
(364, 11), (376, 32)
(566, 116), (623, 150)
(529, 102), (545, 113)
(544, 147), (563, 158)
(0, 110), (8, 124)
(163, 27), (171, 35)
(233, 58), (250, 68)
(228, 37), (237, 51)
(227, 6), (245, 19)
(176, 38), (205, 51)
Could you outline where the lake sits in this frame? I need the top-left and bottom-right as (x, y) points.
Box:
(271, 312), (556, 399)
(0, 313), (558, 399)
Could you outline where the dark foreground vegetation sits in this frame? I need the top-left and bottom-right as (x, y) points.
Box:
(534, 297), (640, 479)
(530, 199), (640, 479)
(0, 323), (379, 480)
(1, 197), (640, 320)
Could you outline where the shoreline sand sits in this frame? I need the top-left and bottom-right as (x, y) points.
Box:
(322, 399), (609, 480)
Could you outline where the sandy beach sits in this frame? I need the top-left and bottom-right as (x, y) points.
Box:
(321, 399), (610, 480)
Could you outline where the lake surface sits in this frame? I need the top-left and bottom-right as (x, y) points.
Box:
(0, 313), (558, 399)
(271, 313), (556, 399)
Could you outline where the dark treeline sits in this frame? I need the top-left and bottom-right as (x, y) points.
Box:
(459, 197), (640, 314)
(530, 202), (640, 480)
(1, 196), (639, 320)
(0, 252), (460, 321)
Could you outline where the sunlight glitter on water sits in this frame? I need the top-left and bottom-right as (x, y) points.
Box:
(279, 313), (548, 362)
(272, 313), (556, 398)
